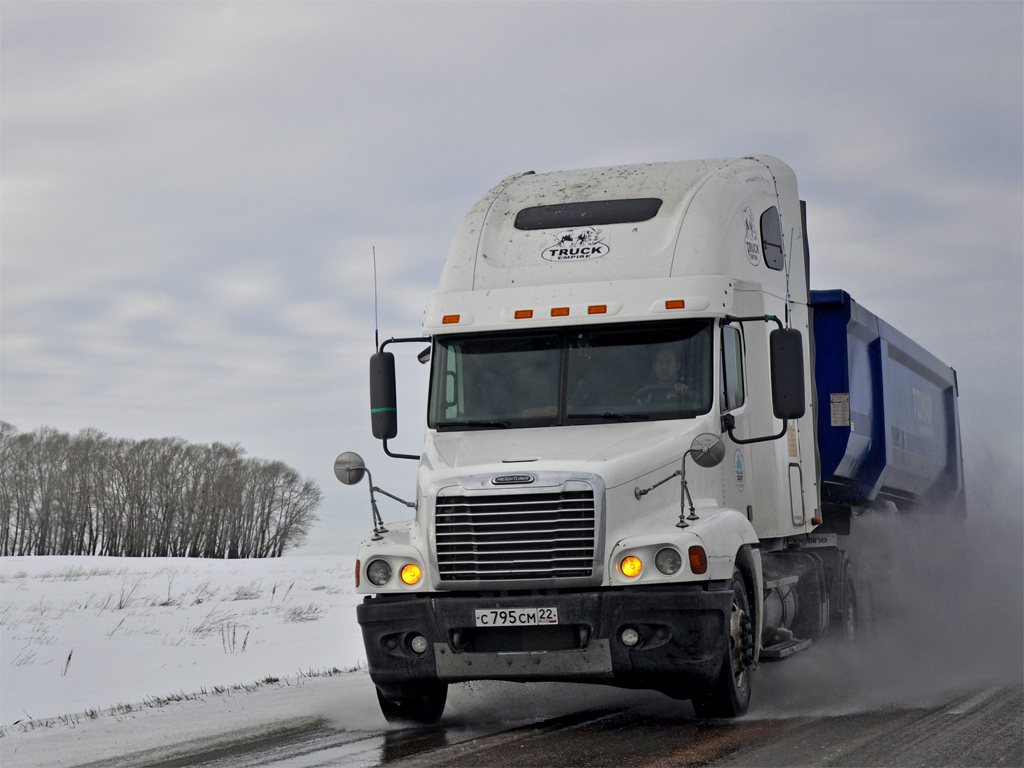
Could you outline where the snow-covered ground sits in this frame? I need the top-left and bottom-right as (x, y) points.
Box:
(2, 502), (1021, 768)
(0, 555), (373, 766)
(0, 556), (663, 767)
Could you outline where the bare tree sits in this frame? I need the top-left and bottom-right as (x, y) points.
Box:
(0, 425), (320, 557)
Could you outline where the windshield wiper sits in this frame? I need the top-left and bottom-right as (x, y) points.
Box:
(443, 420), (514, 430)
(568, 412), (650, 422)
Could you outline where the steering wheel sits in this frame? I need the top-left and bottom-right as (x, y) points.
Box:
(633, 383), (679, 403)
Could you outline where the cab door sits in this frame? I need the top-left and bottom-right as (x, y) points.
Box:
(720, 323), (753, 521)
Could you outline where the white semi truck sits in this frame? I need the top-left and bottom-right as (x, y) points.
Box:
(335, 156), (965, 723)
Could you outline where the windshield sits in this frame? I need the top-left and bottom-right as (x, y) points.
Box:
(428, 321), (713, 430)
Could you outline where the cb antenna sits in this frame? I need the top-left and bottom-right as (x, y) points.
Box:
(373, 246), (380, 351)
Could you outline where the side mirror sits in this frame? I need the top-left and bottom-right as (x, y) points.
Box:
(370, 352), (398, 440)
(688, 434), (725, 468)
(769, 328), (806, 420)
(677, 433), (725, 528)
(334, 452), (367, 485)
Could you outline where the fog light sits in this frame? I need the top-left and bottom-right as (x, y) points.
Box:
(620, 555), (642, 578)
(401, 563), (422, 585)
(621, 628), (640, 647)
(366, 559), (393, 586)
(655, 548), (682, 575)
(410, 635), (428, 654)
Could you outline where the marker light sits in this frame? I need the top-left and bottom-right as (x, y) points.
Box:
(620, 555), (643, 578)
(551, 307), (570, 317)
(655, 548), (682, 575)
(442, 314), (460, 324)
(355, 559), (361, 588)
(688, 546), (708, 575)
(366, 559), (393, 586)
(401, 563), (422, 585)
(665, 300), (686, 310)
(514, 309), (533, 319)
(588, 305), (607, 315)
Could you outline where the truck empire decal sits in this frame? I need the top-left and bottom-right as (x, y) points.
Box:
(743, 207), (762, 266)
(542, 227), (608, 261)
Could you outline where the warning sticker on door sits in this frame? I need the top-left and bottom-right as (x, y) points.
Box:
(830, 393), (850, 427)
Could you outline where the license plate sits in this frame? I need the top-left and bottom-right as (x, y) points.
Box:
(474, 607), (559, 627)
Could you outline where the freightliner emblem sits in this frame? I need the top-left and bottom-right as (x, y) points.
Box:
(492, 475), (536, 485)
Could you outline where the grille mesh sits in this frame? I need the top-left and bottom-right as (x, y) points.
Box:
(435, 489), (596, 581)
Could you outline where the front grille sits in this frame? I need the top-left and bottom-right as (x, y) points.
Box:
(435, 488), (596, 582)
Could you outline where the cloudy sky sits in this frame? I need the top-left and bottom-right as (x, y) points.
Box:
(3, 2), (1021, 554)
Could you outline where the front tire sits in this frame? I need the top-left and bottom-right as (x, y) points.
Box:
(692, 570), (753, 718)
(830, 559), (859, 642)
(376, 682), (448, 724)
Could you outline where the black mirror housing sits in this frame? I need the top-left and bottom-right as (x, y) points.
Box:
(770, 328), (806, 420)
(370, 352), (398, 440)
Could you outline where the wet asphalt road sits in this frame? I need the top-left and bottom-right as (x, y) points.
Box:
(365, 685), (1023, 768)
(100, 682), (1021, 768)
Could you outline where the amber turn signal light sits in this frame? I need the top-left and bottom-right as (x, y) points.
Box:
(620, 555), (642, 578)
(688, 546), (708, 574)
(401, 564), (422, 585)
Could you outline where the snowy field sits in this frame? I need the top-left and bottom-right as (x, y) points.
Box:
(0, 555), (374, 766)
(0, 556), (659, 767)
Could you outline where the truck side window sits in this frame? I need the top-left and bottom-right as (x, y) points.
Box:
(721, 325), (745, 411)
(761, 206), (785, 270)
(443, 345), (459, 420)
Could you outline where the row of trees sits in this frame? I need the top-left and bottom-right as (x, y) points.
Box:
(0, 423), (321, 558)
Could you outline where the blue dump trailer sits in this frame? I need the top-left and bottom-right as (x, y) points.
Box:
(811, 290), (965, 528)
(337, 157), (967, 724)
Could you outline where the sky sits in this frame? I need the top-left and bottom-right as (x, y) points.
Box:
(2, 2), (1022, 555)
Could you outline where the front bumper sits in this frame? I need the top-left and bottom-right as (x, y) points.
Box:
(357, 584), (733, 700)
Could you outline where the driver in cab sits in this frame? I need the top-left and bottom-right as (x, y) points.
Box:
(634, 347), (699, 408)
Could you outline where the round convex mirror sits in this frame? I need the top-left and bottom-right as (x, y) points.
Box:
(689, 434), (726, 468)
(334, 452), (367, 485)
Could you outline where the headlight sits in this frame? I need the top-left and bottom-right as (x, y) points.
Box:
(655, 547), (682, 575)
(366, 559), (393, 586)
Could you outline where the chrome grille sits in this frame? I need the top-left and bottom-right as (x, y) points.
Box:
(435, 488), (596, 581)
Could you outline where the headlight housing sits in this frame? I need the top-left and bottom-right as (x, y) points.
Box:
(655, 547), (682, 575)
(366, 559), (393, 586)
